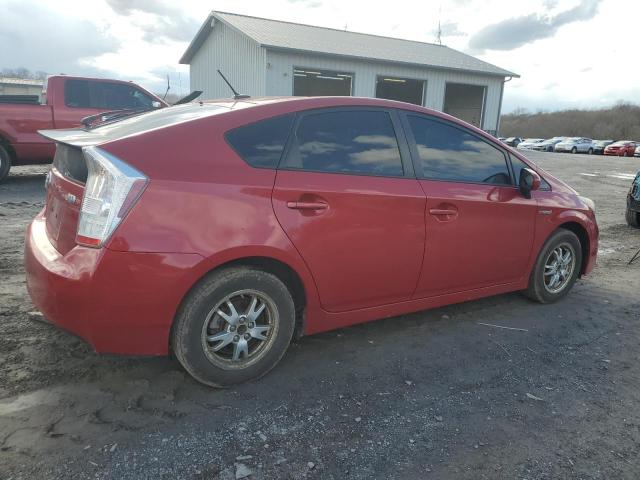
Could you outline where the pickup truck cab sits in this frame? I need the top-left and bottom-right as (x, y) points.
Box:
(0, 75), (167, 180)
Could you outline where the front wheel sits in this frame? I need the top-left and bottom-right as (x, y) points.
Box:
(627, 208), (640, 228)
(588, 148), (593, 155)
(571, 147), (577, 154)
(524, 229), (582, 303)
(0, 144), (11, 182)
(171, 267), (296, 387)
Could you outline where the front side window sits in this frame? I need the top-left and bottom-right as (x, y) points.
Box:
(407, 115), (511, 185)
(510, 155), (551, 191)
(282, 110), (404, 177)
(64, 79), (90, 108)
(226, 114), (294, 168)
(91, 83), (154, 110)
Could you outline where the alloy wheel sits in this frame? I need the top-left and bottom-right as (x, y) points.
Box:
(201, 289), (278, 368)
(543, 243), (576, 294)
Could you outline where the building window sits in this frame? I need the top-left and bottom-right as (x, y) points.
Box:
(293, 68), (353, 96)
(375, 76), (425, 106)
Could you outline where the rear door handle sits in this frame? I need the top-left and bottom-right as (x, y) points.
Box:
(286, 201), (328, 210)
(429, 208), (457, 216)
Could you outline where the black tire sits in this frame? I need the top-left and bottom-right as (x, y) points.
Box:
(588, 148), (593, 155)
(547, 146), (554, 152)
(524, 229), (582, 304)
(171, 267), (296, 387)
(571, 147), (577, 154)
(627, 208), (640, 228)
(623, 151), (628, 157)
(0, 144), (11, 182)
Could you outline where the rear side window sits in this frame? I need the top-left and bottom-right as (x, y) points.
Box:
(53, 144), (87, 184)
(64, 79), (155, 110)
(407, 115), (511, 185)
(226, 114), (294, 168)
(64, 80), (90, 108)
(282, 110), (404, 176)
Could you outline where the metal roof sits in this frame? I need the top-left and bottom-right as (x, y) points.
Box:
(180, 11), (518, 78)
(0, 77), (44, 86)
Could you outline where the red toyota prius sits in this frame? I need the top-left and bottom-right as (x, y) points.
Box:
(25, 97), (598, 387)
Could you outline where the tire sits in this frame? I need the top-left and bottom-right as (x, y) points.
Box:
(623, 151), (628, 157)
(588, 148), (593, 155)
(571, 147), (577, 154)
(171, 267), (296, 387)
(0, 144), (11, 182)
(627, 208), (640, 228)
(524, 229), (582, 304)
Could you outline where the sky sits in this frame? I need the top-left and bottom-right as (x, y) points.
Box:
(0, 0), (636, 113)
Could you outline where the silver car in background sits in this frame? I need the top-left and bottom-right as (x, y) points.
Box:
(555, 137), (594, 154)
(516, 138), (545, 150)
(531, 137), (566, 152)
(635, 145), (640, 157)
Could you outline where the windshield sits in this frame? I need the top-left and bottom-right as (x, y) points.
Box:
(610, 141), (629, 146)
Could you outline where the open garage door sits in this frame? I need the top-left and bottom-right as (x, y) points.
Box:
(375, 76), (425, 106)
(443, 83), (486, 128)
(293, 69), (353, 96)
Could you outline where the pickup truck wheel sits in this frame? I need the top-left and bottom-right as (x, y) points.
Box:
(0, 145), (11, 182)
(626, 208), (640, 228)
(171, 267), (296, 387)
(523, 229), (582, 304)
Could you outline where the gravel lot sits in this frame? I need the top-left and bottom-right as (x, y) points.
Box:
(1, 151), (639, 479)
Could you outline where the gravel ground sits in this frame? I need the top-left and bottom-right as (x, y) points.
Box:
(1, 152), (639, 480)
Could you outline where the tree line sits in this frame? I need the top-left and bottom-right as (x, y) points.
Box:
(500, 103), (640, 140)
(1, 68), (48, 81)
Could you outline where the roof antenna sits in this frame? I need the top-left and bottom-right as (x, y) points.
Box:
(163, 74), (170, 100)
(436, 5), (442, 45)
(217, 70), (250, 99)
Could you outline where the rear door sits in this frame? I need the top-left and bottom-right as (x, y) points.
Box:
(272, 108), (426, 313)
(402, 113), (537, 298)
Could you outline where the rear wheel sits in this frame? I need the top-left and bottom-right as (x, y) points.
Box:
(171, 267), (296, 387)
(627, 208), (640, 228)
(0, 144), (11, 182)
(588, 148), (593, 155)
(524, 229), (582, 303)
(571, 147), (577, 154)
(623, 151), (628, 157)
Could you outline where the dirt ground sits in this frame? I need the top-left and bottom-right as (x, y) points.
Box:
(1, 151), (639, 480)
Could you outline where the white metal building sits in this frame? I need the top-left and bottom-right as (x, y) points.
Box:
(180, 12), (518, 134)
(0, 77), (44, 97)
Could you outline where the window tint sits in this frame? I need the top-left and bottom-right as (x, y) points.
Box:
(407, 115), (511, 185)
(510, 155), (551, 191)
(226, 114), (294, 168)
(64, 79), (155, 110)
(64, 80), (90, 108)
(283, 110), (403, 176)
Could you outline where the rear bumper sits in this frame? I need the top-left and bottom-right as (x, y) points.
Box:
(24, 213), (203, 355)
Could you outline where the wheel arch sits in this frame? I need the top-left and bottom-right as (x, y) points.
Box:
(556, 220), (590, 275)
(171, 249), (317, 350)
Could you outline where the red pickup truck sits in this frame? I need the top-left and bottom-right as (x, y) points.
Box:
(0, 75), (167, 181)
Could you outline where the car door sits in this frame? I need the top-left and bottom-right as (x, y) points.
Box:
(401, 113), (538, 298)
(271, 108), (426, 313)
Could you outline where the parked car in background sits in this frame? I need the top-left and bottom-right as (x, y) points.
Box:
(554, 137), (594, 154)
(504, 137), (523, 147)
(592, 140), (614, 155)
(498, 137), (507, 143)
(604, 141), (636, 157)
(531, 137), (566, 152)
(516, 138), (545, 150)
(0, 75), (167, 181)
(24, 96), (598, 387)
(627, 170), (640, 227)
(635, 145), (640, 157)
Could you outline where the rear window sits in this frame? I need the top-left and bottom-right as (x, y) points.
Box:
(225, 114), (294, 168)
(53, 144), (87, 184)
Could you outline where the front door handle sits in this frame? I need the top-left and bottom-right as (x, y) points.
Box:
(286, 201), (328, 210)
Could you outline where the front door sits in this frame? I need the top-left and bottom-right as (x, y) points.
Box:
(402, 114), (537, 298)
(272, 108), (426, 313)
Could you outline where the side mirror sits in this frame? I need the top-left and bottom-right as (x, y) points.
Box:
(519, 167), (541, 199)
(151, 101), (162, 109)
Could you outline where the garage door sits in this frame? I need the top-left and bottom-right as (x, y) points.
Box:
(443, 83), (486, 128)
(293, 69), (353, 96)
(375, 76), (424, 106)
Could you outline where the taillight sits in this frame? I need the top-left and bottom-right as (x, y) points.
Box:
(76, 146), (147, 248)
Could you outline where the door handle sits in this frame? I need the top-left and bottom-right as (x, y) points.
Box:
(429, 208), (457, 216)
(286, 201), (328, 210)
